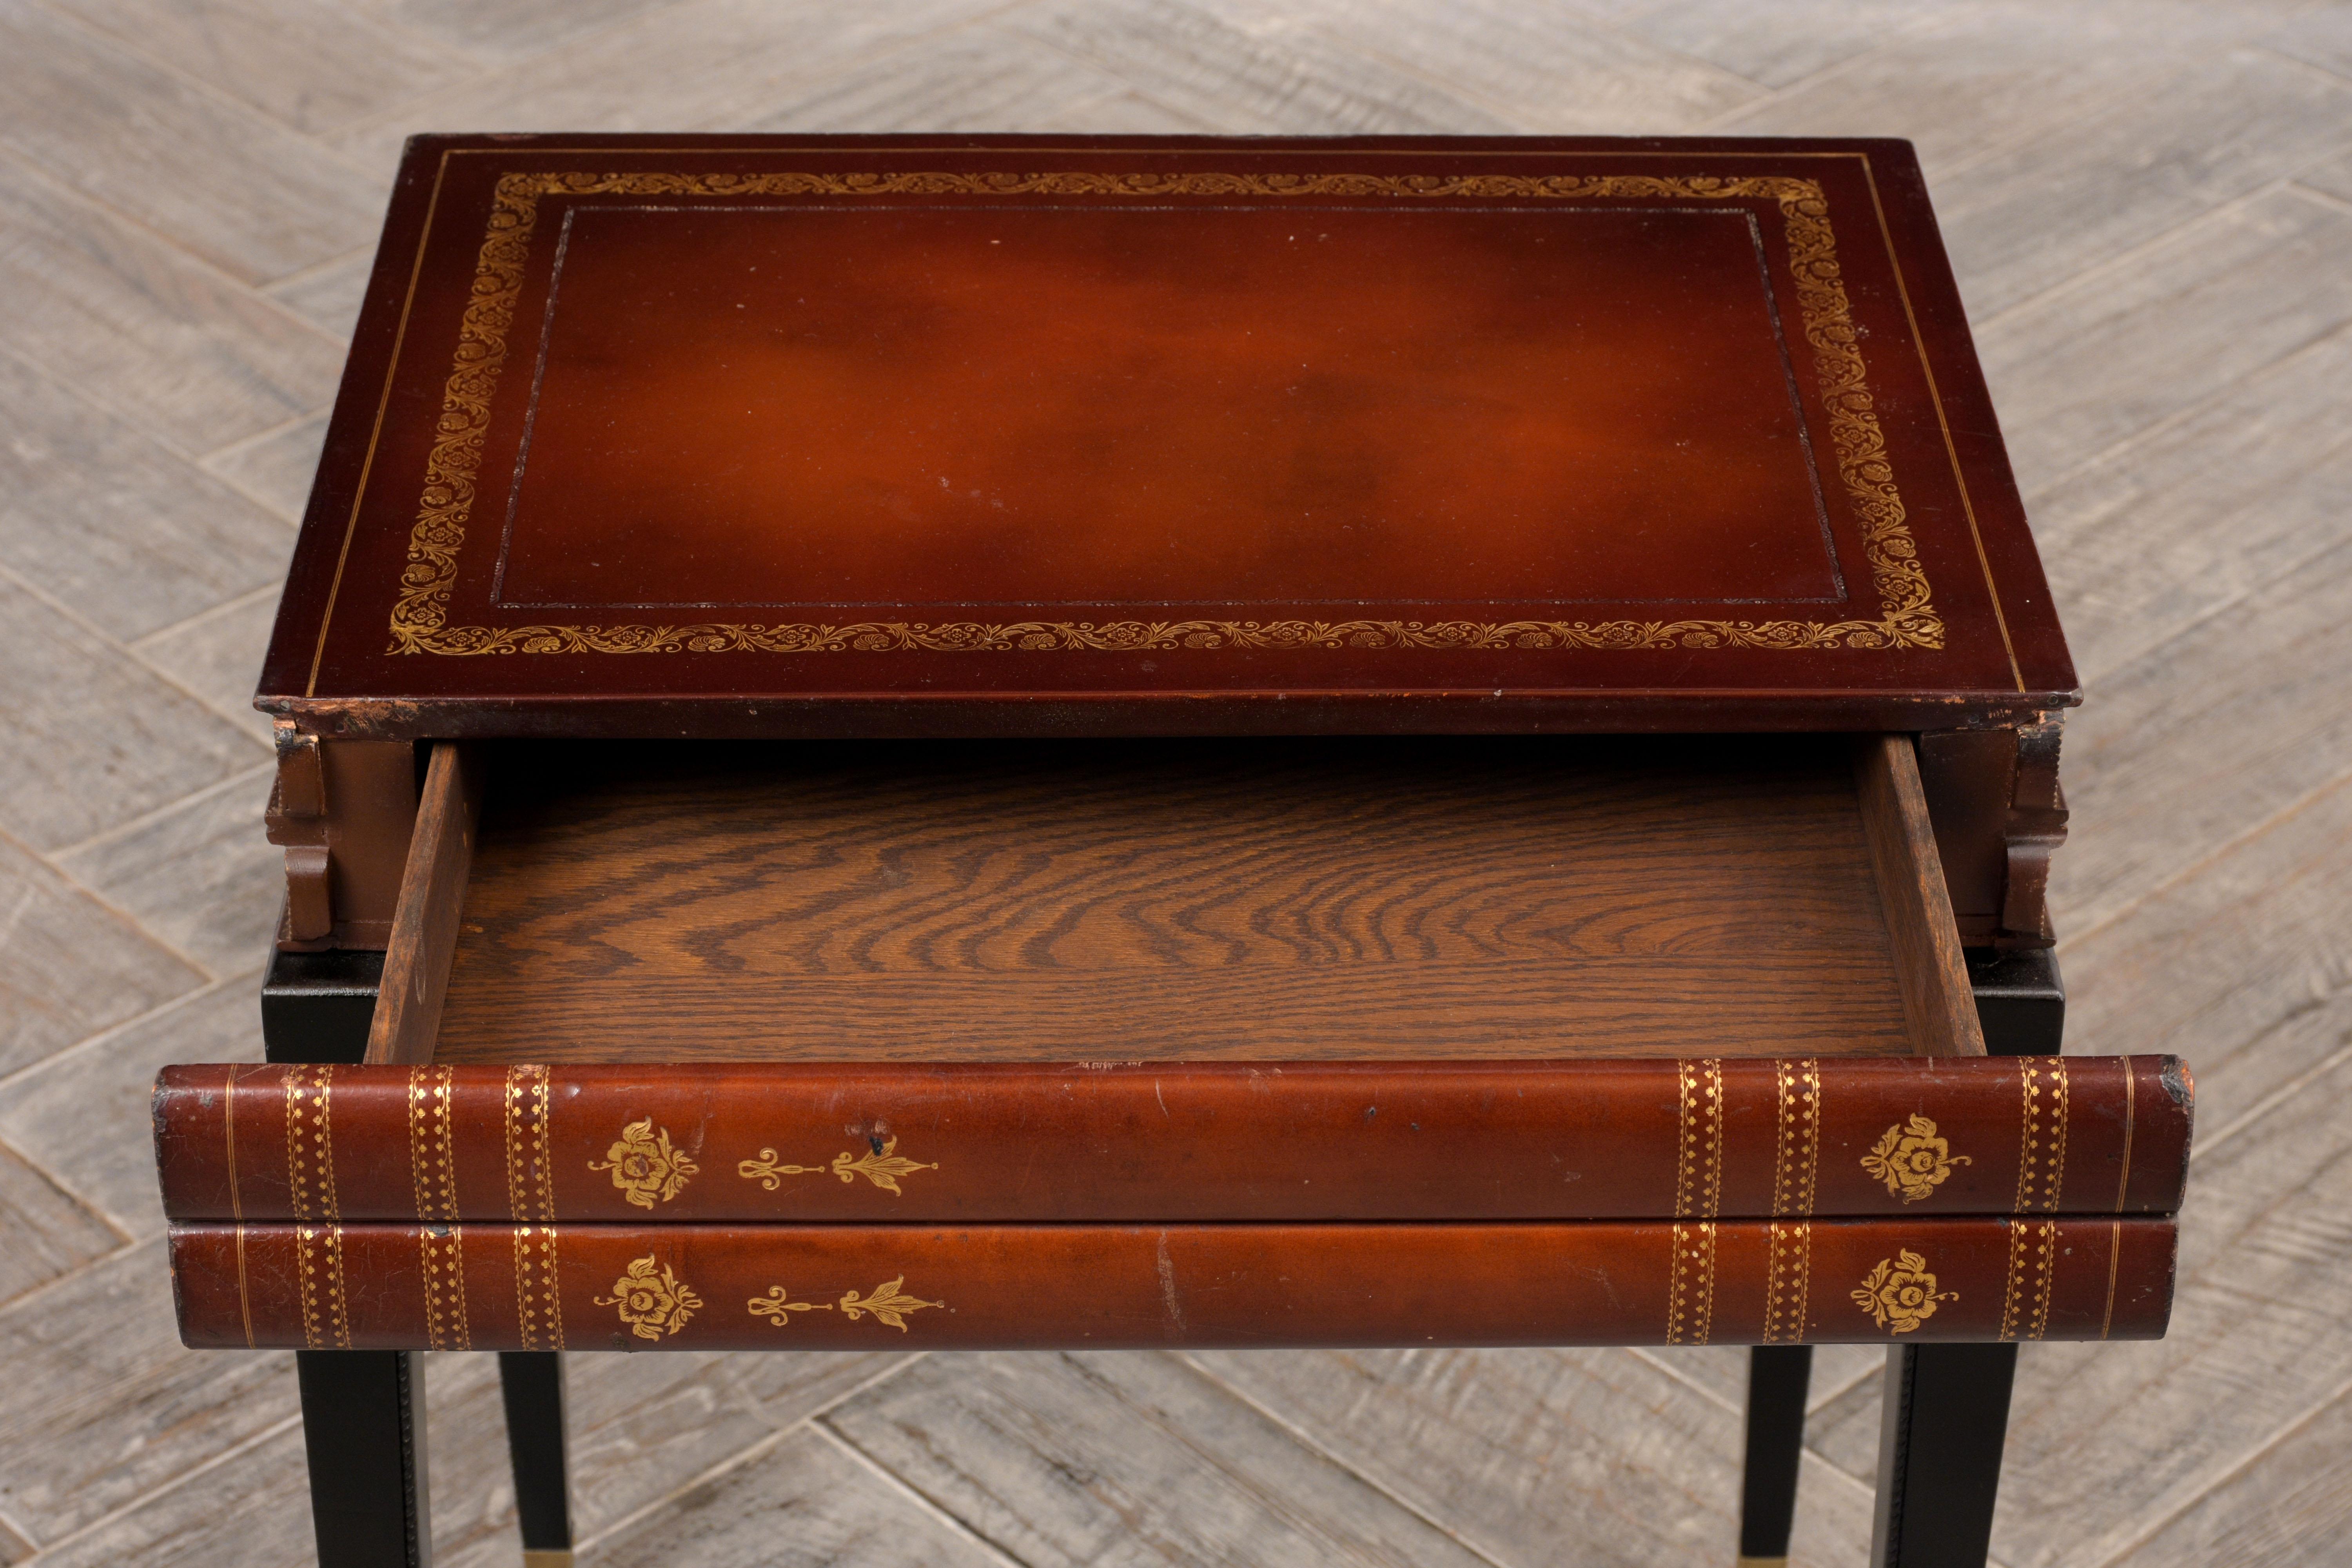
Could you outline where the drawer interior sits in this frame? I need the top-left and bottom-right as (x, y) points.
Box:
(369, 734), (1984, 1065)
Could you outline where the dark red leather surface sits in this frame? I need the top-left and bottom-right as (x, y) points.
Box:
(172, 1215), (2176, 1350)
(155, 1056), (2190, 1224)
(260, 134), (2075, 739)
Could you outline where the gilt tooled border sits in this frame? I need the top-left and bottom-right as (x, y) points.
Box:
(388, 171), (1941, 658)
(2014, 1058), (2070, 1214)
(504, 1067), (564, 1348)
(1998, 1217), (2059, 1342)
(1665, 1059), (1725, 1345)
(281, 1065), (351, 1349)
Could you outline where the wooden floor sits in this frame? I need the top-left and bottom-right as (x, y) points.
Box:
(0, 1), (2348, 1563)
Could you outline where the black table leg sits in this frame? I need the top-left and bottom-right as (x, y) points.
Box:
(1967, 946), (2064, 1060)
(499, 1352), (575, 1566)
(296, 1350), (432, 1568)
(1869, 1343), (2019, 1568)
(261, 947), (384, 1066)
(1739, 1344), (1813, 1565)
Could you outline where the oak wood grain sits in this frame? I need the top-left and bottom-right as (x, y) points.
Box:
(363, 743), (478, 1065)
(432, 736), (1923, 1063)
(1853, 734), (1985, 1056)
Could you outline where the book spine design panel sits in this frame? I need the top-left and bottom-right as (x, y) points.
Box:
(170, 1216), (2178, 1353)
(154, 1056), (2192, 1224)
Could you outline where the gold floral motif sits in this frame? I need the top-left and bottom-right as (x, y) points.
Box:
(738, 1136), (936, 1195)
(588, 1117), (699, 1209)
(1862, 1114), (1973, 1203)
(838, 1276), (943, 1331)
(1853, 1249), (1958, 1336)
(748, 1285), (831, 1326)
(390, 170), (1938, 659)
(595, 1254), (702, 1341)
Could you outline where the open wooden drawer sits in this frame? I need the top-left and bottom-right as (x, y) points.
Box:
(159, 734), (2187, 1352)
(377, 731), (1985, 1068)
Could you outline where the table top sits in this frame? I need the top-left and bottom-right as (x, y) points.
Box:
(260, 134), (2074, 740)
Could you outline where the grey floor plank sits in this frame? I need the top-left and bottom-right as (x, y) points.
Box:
(2297, 148), (2352, 204)
(0, 1142), (122, 1313)
(0, 158), (344, 457)
(0, 833), (205, 1083)
(0, 576), (267, 856)
(0, 5), (384, 285)
(1036, 87), (1216, 134)
(321, 0), (1017, 182)
(828, 1349), (1500, 1568)
(0, 354), (297, 644)
(52, 768), (279, 982)
(1977, 186), (2352, 494)
(128, 590), (284, 746)
(2051, 536), (2352, 936)
(1009, 0), (1518, 136)
(45, 0), (475, 137)
(2107, 1380), (2352, 1567)
(582, 1421), (1015, 1568)
(1188, 1345), (1878, 1567)
(257, 249), (375, 343)
(552, 1348), (922, 1548)
(1634, 1341), (1886, 1416)
(2062, 769), (2352, 1148)
(0, 1241), (298, 1545)
(200, 415), (331, 526)
(1933, 45), (2352, 317)
(354, 0), (696, 68)
(18, 1420), (314, 1568)
(1700, 0), (2299, 181)
(1261, 0), (1765, 132)
(1619, 0), (1927, 91)
(2025, 322), (2352, 688)
(2261, 2), (2352, 82)
(742, 24), (1155, 135)
(0, 978), (260, 1245)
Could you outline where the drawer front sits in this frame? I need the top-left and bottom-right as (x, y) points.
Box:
(172, 1216), (2178, 1352)
(156, 1056), (2189, 1226)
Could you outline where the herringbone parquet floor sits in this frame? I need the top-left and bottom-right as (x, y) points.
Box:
(2, 2), (2350, 1564)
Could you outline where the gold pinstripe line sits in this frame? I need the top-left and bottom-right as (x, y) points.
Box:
(2115, 1060), (2136, 1214)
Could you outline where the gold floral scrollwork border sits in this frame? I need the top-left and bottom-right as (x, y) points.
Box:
(388, 171), (1940, 658)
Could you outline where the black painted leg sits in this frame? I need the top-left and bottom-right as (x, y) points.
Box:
(1738, 1344), (1812, 1564)
(1869, 1343), (2019, 1568)
(499, 1352), (574, 1566)
(262, 946), (384, 1064)
(1967, 946), (2064, 1058)
(296, 1350), (432, 1568)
